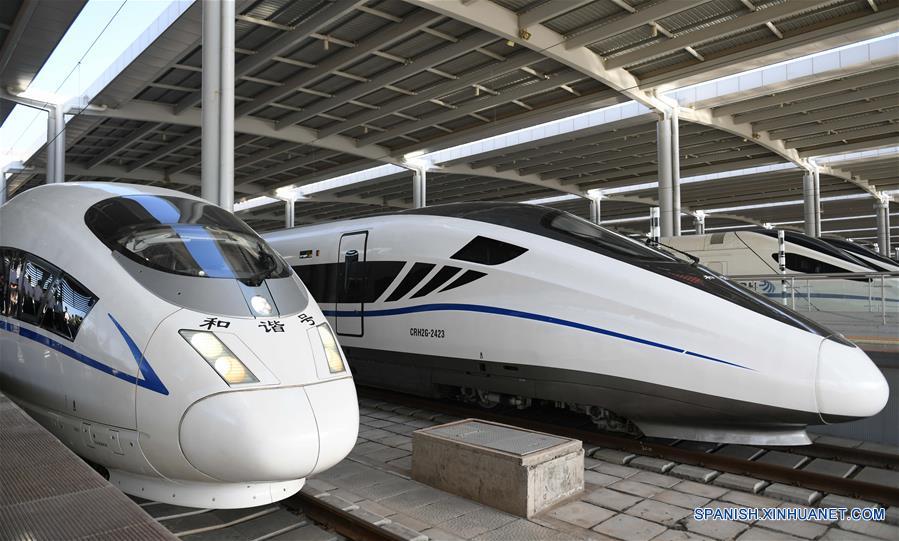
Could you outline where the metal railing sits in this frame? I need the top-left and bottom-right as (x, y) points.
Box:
(729, 271), (899, 322)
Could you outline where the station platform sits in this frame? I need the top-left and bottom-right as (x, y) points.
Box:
(0, 392), (176, 540)
(298, 397), (899, 541)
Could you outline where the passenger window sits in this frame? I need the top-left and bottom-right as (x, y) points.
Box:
(451, 236), (527, 265)
(4, 251), (23, 317)
(18, 256), (56, 325)
(0, 250), (8, 316)
(45, 274), (98, 341)
(773, 253), (848, 274)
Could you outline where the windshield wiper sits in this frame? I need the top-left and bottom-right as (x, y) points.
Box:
(640, 236), (700, 266)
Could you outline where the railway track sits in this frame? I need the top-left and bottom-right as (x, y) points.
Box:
(357, 386), (899, 508)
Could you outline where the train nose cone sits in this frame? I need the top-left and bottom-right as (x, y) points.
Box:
(179, 386), (320, 482)
(816, 338), (889, 423)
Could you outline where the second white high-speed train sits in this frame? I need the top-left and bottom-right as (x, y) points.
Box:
(662, 229), (899, 312)
(266, 203), (889, 445)
(0, 183), (358, 508)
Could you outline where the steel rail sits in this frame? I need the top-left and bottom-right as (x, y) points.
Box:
(285, 490), (401, 541)
(358, 387), (899, 507)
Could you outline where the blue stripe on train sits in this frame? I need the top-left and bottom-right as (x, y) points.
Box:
(0, 314), (168, 395)
(322, 303), (752, 370)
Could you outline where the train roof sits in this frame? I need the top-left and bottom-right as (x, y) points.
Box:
(745, 228), (874, 271)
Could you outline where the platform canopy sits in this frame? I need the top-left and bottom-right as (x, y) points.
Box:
(0, 0), (87, 125)
(2, 0), (897, 242)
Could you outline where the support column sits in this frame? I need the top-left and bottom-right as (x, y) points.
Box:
(693, 211), (705, 235)
(656, 114), (674, 238)
(587, 190), (602, 224)
(0, 171), (6, 206)
(876, 197), (891, 256)
(649, 207), (661, 243)
(812, 166), (822, 237)
(284, 197), (295, 229)
(46, 105), (64, 183)
(412, 167), (426, 208)
(670, 109), (681, 236)
(802, 171), (816, 236)
(201, 0), (235, 210)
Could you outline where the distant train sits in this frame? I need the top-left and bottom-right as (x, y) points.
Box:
(266, 203), (889, 445)
(821, 236), (899, 272)
(662, 229), (899, 312)
(0, 183), (358, 508)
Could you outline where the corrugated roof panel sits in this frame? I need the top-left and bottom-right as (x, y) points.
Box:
(692, 26), (772, 56)
(492, 0), (541, 13)
(543, 1), (638, 37)
(319, 10), (392, 43)
(627, 49), (696, 77)
(587, 26), (656, 57)
(774, 0), (866, 33)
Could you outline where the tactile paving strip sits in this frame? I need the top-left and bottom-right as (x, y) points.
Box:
(426, 420), (568, 456)
(0, 393), (176, 540)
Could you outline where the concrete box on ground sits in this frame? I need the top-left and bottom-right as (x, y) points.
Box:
(411, 419), (584, 518)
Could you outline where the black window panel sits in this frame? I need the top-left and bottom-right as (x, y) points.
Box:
(822, 237), (898, 271)
(293, 261), (405, 304)
(772, 253), (851, 274)
(293, 264), (337, 303)
(366, 261), (406, 302)
(18, 256), (56, 325)
(753, 228), (870, 269)
(440, 270), (487, 293)
(386, 263), (435, 302)
(45, 274), (98, 341)
(411, 266), (461, 298)
(405, 202), (673, 263)
(451, 236), (528, 266)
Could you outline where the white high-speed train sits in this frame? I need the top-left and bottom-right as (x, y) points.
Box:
(821, 236), (899, 272)
(0, 183), (358, 508)
(662, 229), (899, 312)
(265, 203), (889, 445)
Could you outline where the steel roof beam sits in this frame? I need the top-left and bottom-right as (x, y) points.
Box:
(713, 68), (898, 117)
(565, 0), (706, 50)
(234, 9), (441, 117)
(238, 150), (342, 185)
(174, 0), (367, 113)
(638, 5), (899, 91)
(357, 71), (585, 146)
(575, 156), (784, 190)
(519, 0), (592, 29)
(84, 122), (160, 169)
(604, 0), (833, 70)
(734, 83), (899, 124)
(316, 50), (544, 138)
(404, 0), (670, 112)
(771, 109), (899, 140)
(752, 95), (899, 132)
(127, 132), (200, 172)
(271, 32), (497, 128)
(394, 92), (627, 157)
(800, 137), (899, 159)
(164, 133), (261, 175)
(74, 100), (403, 165)
(460, 120), (658, 168)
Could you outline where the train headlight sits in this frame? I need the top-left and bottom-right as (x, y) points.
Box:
(317, 324), (345, 373)
(179, 330), (258, 385)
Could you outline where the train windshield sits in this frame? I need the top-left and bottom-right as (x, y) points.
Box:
(403, 203), (675, 263)
(85, 195), (291, 281)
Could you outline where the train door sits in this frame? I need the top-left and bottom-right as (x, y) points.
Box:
(336, 231), (367, 336)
